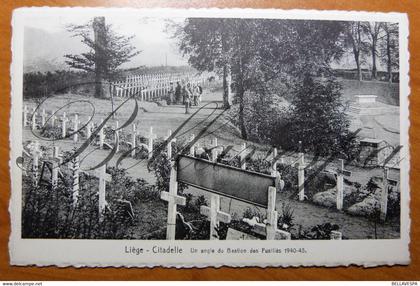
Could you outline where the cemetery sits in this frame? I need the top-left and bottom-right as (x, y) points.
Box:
(20, 75), (401, 240)
(20, 16), (402, 241)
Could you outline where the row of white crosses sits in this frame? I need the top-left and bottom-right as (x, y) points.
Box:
(113, 72), (207, 99)
(125, 124), (157, 159)
(28, 140), (112, 220)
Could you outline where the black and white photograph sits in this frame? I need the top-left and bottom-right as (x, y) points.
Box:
(9, 7), (410, 267)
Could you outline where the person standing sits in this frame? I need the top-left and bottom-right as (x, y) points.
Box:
(167, 82), (175, 105)
(185, 82), (192, 114)
(175, 81), (182, 104)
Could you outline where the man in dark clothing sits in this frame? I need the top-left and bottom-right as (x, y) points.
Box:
(175, 81), (182, 104)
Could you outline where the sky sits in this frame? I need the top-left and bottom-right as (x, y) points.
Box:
(23, 14), (188, 72)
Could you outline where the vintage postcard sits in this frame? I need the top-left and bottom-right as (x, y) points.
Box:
(9, 7), (410, 267)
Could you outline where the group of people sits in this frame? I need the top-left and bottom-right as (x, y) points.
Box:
(166, 80), (203, 114)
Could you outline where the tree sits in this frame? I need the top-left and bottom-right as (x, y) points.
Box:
(363, 22), (382, 80)
(344, 21), (368, 81)
(379, 22), (399, 83)
(174, 18), (233, 109)
(288, 76), (350, 156)
(64, 17), (140, 98)
(175, 18), (346, 140)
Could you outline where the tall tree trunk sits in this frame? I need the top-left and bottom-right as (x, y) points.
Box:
(93, 17), (106, 98)
(222, 65), (231, 109)
(236, 58), (247, 140)
(371, 42), (377, 80)
(354, 51), (362, 81)
(386, 32), (393, 83)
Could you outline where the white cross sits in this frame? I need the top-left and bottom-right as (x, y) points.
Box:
(48, 157), (60, 190)
(61, 112), (68, 139)
(250, 186), (291, 240)
(41, 109), (47, 127)
(147, 127), (157, 159)
(86, 121), (93, 140)
(239, 142), (247, 169)
(23, 105), (28, 127)
(200, 194), (231, 240)
(160, 162), (186, 240)
(31, 107), (38, 130)
(297, 141), (307, 201)
(98, 119), (105, 149)
(70, 156), (80, 204)
(166, 129), (177, 159)
(380, 167), (399, 222)
(51, 114), (56, 128)
(95, 165), (112, 217)
(188, 134), (195, 156)
(31, 141), (42, 184)
(115, 120), (120, 153)
(336, 159), (351, 210)
(131, 123), (137, 158)
(73, 113), (81, 143)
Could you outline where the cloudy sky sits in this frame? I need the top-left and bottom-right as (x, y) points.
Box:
(23, 14), (188, 72)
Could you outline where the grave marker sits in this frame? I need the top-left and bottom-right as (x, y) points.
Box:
(31, 141), (41, 184)
(297, 141), (306, 201)
(23, 105), (28, 127)
(240, 143), (247, 170)
(131, 123), (137, 157)
(189, 134), (195, 156)
(200, 194), (231, 240)
(161, 162), (186, 240)
(98, 119), (105, 149)
(381, 167), (399, 222)
(147, 127), (157, 159)
(31, 107), (38, 130)
(166, 129), (176, 159)
(49, 157), (60, 190)
(97, 165), (112, 217)
(41, 109), (47, 127)
(336, 159), (351, 210)
(330, 231), (343, 240)
(114, 120), (120, 153)
(73, 113), (80, 143)
(61, 112), (68, 139)
(70, 156), (80, 204)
